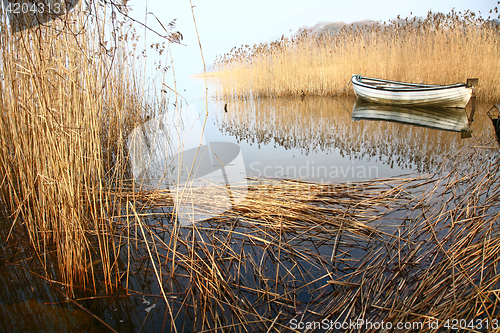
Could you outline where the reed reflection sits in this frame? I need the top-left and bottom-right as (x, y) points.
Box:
(216, 96), (491, 173)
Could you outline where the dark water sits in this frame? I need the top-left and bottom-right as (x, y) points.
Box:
(1, 85), (498, 331)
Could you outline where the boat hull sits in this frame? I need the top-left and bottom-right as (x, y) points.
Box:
(351, 75), (472, 108)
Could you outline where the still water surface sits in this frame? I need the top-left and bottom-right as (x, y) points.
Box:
(205, 94), (491, 182)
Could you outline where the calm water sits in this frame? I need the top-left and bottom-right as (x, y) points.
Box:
(1, 79), (497, 331)
(203, 93), (492, 182)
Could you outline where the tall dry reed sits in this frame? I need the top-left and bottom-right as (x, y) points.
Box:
(0, 3), (149, 288)
(213, 10), (500, 101)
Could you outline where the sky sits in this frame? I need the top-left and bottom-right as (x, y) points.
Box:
(126, 0), (497, 92)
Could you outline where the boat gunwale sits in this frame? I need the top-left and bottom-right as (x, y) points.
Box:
(351, 75), (467, 92)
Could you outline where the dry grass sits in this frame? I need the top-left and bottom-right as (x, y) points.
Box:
(212, 10), (500, 101)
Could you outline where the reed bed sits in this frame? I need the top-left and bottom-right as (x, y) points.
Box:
(102, 175), (415, 331)
(212, 10), (500, 101)
(3, 124), (500, 331)
(35, 134), (490, 331)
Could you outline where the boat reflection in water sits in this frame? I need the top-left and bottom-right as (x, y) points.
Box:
(352, 99), (471, 133)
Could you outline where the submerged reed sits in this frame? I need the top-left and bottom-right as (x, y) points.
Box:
(102, 135), (500, 331)
(212, 10), (500, 101)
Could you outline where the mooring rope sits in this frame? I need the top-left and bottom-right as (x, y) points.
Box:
(331, 79), (354, 116)
(331, 79), (353, 98)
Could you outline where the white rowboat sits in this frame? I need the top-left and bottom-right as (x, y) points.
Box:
(351, 75), (473, 108)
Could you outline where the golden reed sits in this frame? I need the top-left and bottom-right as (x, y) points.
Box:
(212, 10), (500, 101)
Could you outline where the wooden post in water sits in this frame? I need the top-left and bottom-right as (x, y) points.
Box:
(466, 78), (479, 123)
(487, 104), (500, 142)
(461, 78), (478, 139)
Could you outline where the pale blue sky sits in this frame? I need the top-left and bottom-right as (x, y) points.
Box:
(127, 0), (496, 90)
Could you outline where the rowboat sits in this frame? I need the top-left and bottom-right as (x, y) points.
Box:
(351, 75), (473, 108)
(352, 99), (470, 132)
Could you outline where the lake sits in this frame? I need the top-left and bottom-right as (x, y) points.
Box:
(0, 78), (498, 332)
